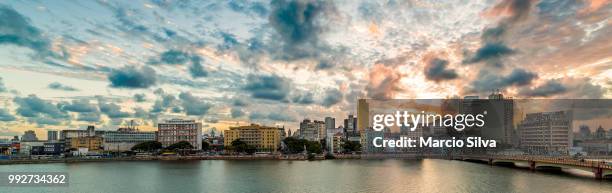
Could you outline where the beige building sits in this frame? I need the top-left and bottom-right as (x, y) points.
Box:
(69, 136), (103, 152)
(518, 111), (573, 154)
(224, 124), (281, 152)
(157, 119), (202, 150)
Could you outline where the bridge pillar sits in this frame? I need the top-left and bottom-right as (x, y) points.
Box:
(528, 161), (536, 171)
(593, 167), (603, 180)
(488, 158), (493, 166)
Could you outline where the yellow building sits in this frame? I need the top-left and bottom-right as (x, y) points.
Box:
(224, 124), (281, 152)
(69, 136), (103, 152)
(357, 99), (369, 132)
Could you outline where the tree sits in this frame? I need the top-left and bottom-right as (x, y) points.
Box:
(306, 141), (322, 154)
(283, 137), (306, 154)
(165, 141), (194, 151)
(342, 141), (361, 153)
(202, 141), (210, 151)
(131, 141), (162, 152)
(231, 139), (250, 153)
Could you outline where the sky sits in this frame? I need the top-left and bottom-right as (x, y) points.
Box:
(0, 0), (610, 139)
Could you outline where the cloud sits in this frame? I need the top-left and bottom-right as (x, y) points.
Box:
(217, 32), (239, 51)
(424, 58), (458, 82)
(231, 107), (245, 118)
(267, 112), (295, 121)
(77, 112), (101, 122)
(367, 64), (403, 99)
(59, 99), (97, 113)
(13, 94), (69, 125)
(519, 79), (567, 97)
(0, 77), (6, 92)
(99, 102), (130, 118)
(108, 66), (157, 88)
(134, 93), (147, 102)
(463, 43), (515, 65)
(151, 93), (178, 113)
(232, 98), (248, 107)
(48, 82), (79, 91)
(267, 0), (342, 65)
(189, 56), (208, 78)
(292, 91), (315, 104)
(178, 92), (212, 116)
(227, 0), (269, 17)
(159, 49), (190, 65)
(244, 74), (291, 101)
(321, 88), (342, 107)
(0, 108), (16, 121)
(470, 68), (537, 92)
(133, 107), (148, 118)
(0, 6), (57, 58)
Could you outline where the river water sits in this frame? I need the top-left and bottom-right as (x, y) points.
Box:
(1, 159), (610, 193)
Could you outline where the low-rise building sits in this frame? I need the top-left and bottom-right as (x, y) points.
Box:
(224, 124), (281, 152)
(518, 111), (573, 154)
(103, 127), (156, 152)
(43, 142), (65, 155)
(69, 136), (103, 153)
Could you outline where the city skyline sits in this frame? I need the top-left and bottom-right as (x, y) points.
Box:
(0, 0), (611, 138)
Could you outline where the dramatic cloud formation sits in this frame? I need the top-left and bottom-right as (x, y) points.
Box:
(0, 108), (16, 121)
(99, 101), (130, 118)
(108, 66), (157, 88)
(178, 92), (212, 116)
(48, 82), (78, 91)
(471, 69), (537, 92)
(231, 107), (245, 118)
(321, 88), (342, 107)
(0, 6), (57, 58)
(134, 93), (147, 102)
(519, 79), (567, 97)
(0, 77), (6, 92)
(244, 74), (291, 101)
(13, 95), (69, 125)
(59, 99), (98, 113)
(425, 58), (458, 82)
(189, 56), (208, 78)
(292, 91), (315, 104)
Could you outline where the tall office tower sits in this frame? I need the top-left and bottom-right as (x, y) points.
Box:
(357, 99), (369, 132)
(325, 117), (335, 133)
(343, 115), (358, 137)
(299, 119), (325, 141)
(157, 119), (203, 150)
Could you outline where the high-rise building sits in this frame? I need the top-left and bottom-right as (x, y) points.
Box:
(157, 119), (202, 150)
(299, 119), (325, 141)
(357, 99), (369, 132)
(21, 130), (38, 142)
(343, 115), (358, 137)
(224, 124), (281, 152)
(578, 125), (591, 140)
(47, 130), (58, 141)
(595, 126), (606, 139)
(518, 111), (573, 154)
(324, 117), (335, 133)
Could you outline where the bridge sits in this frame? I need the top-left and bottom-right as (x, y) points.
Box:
(453, 155), (612, 179)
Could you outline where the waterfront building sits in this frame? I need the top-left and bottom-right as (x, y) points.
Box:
(224, 124), (281, 152)
(518, 111), (573, 154)
(60, 126), (105, 140)
(69, 136), (103, 152)
(343, 115), (358, 138)
(157, 119), (202, 150)
(299, 119), (325, 141)
(43, 142), (65, 155)
(19, 141), (44, 155)
(103, 127), (156, 152)
(330, 132), (344, 153)
(578, 125), (591, 140)
(594, 126), (606, 139)
(361, 128), (384, 153)
(325, 117), (335, 134)
(48, 130), (58, 141)
(21, 130), (38, 142)
(357, 99), (369, 133)
(577, 139), (612, 155)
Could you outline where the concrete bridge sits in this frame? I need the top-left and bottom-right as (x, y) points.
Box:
(453, 155), (612, 179)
